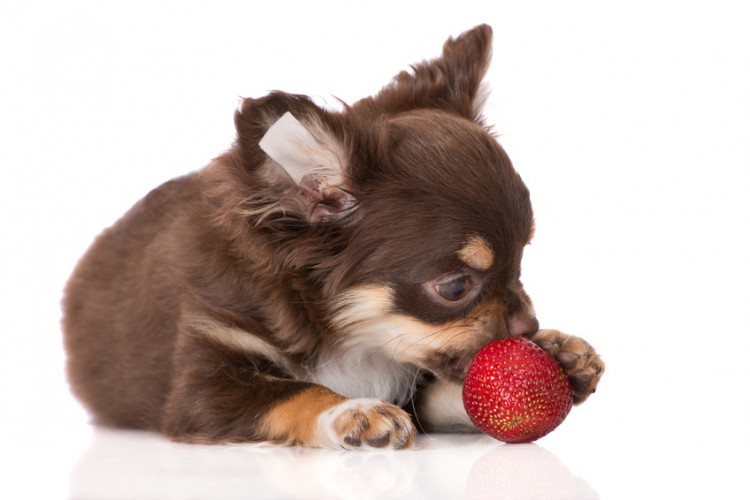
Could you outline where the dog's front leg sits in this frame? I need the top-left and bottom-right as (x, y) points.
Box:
(160, 336), (416, 449)
(414, 378), (478, 433)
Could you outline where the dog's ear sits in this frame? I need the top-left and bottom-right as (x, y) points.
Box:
(233, 92), (354, 223)
(359, 24), (493, 122)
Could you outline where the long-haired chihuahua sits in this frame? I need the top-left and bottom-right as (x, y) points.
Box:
(63, 24), (603, 449)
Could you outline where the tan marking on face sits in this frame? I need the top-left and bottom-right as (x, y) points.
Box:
(330, 285), (496, 380)
(457, 235), (494, 271)
(259, 385), (347, 446)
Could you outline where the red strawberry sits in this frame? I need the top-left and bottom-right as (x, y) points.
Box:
(462, 337), (573, 443)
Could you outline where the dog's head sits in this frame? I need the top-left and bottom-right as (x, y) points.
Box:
(229, 25), (537, 383)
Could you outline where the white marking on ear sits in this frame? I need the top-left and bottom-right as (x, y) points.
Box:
(259, 112), (344, 186)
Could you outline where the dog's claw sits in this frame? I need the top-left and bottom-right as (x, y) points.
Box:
(528, 329), (604, 404)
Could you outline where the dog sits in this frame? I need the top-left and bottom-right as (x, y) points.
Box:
(63, 24), (603, 450)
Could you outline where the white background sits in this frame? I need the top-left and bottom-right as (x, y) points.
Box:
(1, 1), (749, 498)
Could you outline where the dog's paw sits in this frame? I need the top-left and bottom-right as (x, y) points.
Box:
(529, 329), (605, 404)
(317, 398), (416, 450)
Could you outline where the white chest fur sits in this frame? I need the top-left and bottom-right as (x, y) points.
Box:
(307, 346), (420, 407)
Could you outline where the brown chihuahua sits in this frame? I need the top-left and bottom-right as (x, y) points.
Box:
(63, 24), (603, 449)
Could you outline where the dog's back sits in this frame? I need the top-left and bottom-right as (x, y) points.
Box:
(63, 176), (198, 428)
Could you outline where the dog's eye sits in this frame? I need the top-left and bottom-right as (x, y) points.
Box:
(433, 274), (473, 302)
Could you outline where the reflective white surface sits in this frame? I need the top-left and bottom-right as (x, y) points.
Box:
(2, 398), (748, 500)
(68, 429), (598, 499)
(2, 1), (749, 499)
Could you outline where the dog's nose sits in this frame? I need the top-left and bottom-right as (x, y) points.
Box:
(508, 313), (539, 337)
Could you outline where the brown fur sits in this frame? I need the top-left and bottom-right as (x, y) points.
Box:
(63, 24), (604, 449)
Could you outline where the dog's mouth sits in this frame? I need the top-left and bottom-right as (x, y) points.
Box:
(429, 352), (477, 383)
